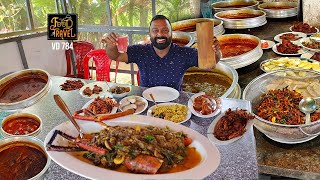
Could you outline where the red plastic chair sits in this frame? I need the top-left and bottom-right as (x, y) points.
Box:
(83, 49), (112, 82)
(137, 70), (141, 86)
(65, 41), (95, 78)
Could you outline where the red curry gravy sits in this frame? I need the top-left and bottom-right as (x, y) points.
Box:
(2, 117), (40, 135)
(0, 142), (47, 180)
(72, 147), (202, 174)
(0, 75), (47, 103)
(219, 38), (258, 58)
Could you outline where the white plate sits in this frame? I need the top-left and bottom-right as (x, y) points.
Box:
(79, 81), (112, 98)
(274, 32), (306, 43)
(81, 97), (118, 115)
(261, 40), (275, 50)
(147, 103), (191, 124)
(272, 42), (305, 56)
(290, 25), (320, 36)
(300, 51), (315, 59)
(44, 115), (221, 180)
(187, 92), (221, 118)
(299, 37), (320, 52)
(207, 108), (254, 145)
(119, 96), (148, 115)
(142, 86), (179, 102)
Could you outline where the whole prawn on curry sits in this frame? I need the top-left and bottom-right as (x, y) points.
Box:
(47, 122), (199, 174)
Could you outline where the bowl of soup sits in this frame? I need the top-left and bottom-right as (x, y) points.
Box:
(0, 69), (51, 110)
(0, 137), (51, 180)
(1, 112), (42, 138)
(183, 61), (238, 98)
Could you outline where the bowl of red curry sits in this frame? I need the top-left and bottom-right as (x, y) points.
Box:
(0, 137), (51, 180)
(0, 69), (51, 110)
(1, 112), (42, 137)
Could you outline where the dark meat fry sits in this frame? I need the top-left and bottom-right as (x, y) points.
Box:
(292, 23), (317, 33)
(276, 39), (301, 54)
(60, 80), (84, 91)
(83, 87), (93, 96)
(93, 85), (103, 94)
(280, 33), (302, 41)
(213, 108), (254, 141)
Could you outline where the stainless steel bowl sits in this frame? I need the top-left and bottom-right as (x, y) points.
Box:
(172, 18), (225, 37)
(258, 2), (298, 18)
(0, 69), (51, 110)
(172, 31), (195, 47)
(218, 34), (263, 69)
(0, 137), (51, 179)
(212, 0), (259, 13)
(184, 61), (239, 98)
(215, 9), (267, 29)
(243, 69), (320, 144)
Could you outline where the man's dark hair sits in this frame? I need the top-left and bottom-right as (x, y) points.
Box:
(149, 15), (171, 27)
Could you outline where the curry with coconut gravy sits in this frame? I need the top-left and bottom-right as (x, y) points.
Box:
(0, 74), (47, 103)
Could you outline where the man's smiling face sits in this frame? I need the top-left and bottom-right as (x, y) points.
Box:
(149, 19), (172, 50)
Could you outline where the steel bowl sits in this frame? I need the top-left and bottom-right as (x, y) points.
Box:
(243, 69), (320, 144)
(1, 112), (42, 138)
(212, 0), (259, 13)
(172, 31), (195, 47)
(0, 137), (51, 179)
(183, 61), (238, 98)
(258, 2), (298, 18)
(0, 69), (51, 110)
(172, 18), (225, 37)
(218, 34), (263, 69)
(215, 9), (267, 29)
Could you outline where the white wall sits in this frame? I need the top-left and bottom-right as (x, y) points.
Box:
(0, 35), (67, 77)
(0, 42), (24, 75)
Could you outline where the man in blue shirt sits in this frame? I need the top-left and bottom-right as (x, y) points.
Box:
(102, 15), (221, 91)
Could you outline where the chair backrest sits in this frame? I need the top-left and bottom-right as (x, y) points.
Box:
(65, 41), (95, 78)
(137, 70), (140, 86)
(83, 49), (112, 82)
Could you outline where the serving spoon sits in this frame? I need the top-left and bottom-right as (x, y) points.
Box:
(299, 97), (318, 125)
(54, 94), (84, 139)
(149, 93), (158, 107)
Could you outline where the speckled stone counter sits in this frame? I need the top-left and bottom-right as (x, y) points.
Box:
(4, 76), (258, 180)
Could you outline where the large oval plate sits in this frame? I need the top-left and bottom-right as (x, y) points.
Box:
(147, 103), (191, 123)
(44, 115), (221, 180)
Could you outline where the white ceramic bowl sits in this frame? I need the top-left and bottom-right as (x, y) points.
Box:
(187, 92), (221, 118)
(1, 112), (42, 138)
(109, 85), (131, 99)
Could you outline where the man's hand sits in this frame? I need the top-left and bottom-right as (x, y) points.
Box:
(101, 32), (118, 48)
(212, 37), (221, 64)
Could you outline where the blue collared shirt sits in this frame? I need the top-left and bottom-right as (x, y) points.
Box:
(127, 43), (198, 91)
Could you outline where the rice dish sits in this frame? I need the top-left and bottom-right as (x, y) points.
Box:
(151, 105), (188, 123)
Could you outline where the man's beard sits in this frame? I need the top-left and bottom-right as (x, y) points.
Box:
(150, 36), (172, 50)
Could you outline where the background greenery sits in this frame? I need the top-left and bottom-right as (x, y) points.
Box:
(0, 0), (196, 44)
